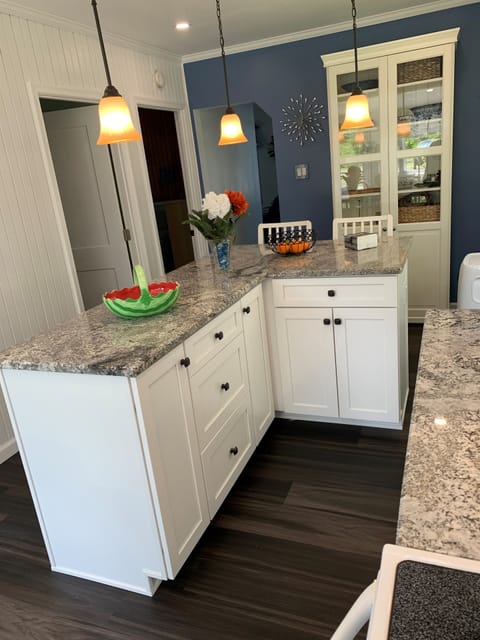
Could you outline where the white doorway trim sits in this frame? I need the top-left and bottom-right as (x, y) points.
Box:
(25, 82), (91, 314)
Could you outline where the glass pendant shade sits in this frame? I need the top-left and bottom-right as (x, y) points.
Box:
(218, 111), (248, 145)
(341, 91), (374, 130)
(97, 92), (141, 145)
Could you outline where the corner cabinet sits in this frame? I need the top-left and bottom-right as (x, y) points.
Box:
(0, 284), (273, 597)
(322, 29), (459, 321)
(265, 268), (409, 429)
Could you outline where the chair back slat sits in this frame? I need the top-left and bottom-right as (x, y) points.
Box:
(332, 215), (394, 241)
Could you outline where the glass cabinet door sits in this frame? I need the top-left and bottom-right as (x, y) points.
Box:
(334, 64), (388, 219)
(394, 56), (443, 225)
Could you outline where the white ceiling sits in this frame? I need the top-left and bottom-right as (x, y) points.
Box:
(3, 0), (476, 58)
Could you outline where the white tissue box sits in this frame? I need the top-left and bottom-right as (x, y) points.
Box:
(344, 232), (378, 251)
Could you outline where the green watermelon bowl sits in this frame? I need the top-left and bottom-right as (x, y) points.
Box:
(103, 265), (180, 319)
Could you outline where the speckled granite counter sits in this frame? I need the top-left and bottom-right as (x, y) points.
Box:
(397, 308), (480, 561)
(0, 238), (409, 377)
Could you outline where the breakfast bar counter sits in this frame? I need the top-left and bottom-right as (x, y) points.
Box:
(0, 237), (410, 377)
(397, 308), (480, 561)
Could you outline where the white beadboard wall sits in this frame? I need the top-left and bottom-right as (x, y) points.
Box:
(0, 7), (199, 463)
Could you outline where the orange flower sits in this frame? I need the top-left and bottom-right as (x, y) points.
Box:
(225, 190), (249, 217)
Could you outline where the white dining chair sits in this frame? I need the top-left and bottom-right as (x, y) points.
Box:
(332, 215), (394, 242)
(258, 221), (313, 254)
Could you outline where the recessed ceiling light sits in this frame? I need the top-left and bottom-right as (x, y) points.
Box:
(176, 21), (190, 31)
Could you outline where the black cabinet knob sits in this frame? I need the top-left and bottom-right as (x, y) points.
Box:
(334, 318), (342, 325)
(221, 382), (230, 391)
(328, 290), (335, 297)
(323, 318), (331, 325)
(180, 357), (191, 367)
(229, 446), (239, 456)
(214, 331), (224, 340)
(243, 306), (251, 314)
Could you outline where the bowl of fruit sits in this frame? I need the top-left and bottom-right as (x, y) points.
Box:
(103, 265), (180, 319)
(268, 229), (316, 256)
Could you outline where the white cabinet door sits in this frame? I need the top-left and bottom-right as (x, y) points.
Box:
(333, 307), (399, 423)
(132, 345), (209, 579)
(241, 285), (274, 443)
(275, 307), (338, 417)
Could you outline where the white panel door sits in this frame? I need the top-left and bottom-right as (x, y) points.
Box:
(275, 307), (338, 417)
(334, 307), (399, 423)
(132, 345), (209, 579)
(43, 106), (132, 309)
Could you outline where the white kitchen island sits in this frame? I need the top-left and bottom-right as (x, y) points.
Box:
(0, 239), (410, 595)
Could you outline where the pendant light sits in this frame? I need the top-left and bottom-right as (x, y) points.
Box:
(216, 0), (248, 146)
(340, 0), (374, 131)
(91, 0), (141, 145)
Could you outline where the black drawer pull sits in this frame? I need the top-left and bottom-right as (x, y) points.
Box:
(180, 357), (190, 367)
(214, 331), (224, 340)
(334, 318), (342, 325)
(221, 382), (230, 391)
(328, 289), (335, 297)
(243, 306), (251, 314)
(229, 446), (239, 456)
(323, 318), (331, 325)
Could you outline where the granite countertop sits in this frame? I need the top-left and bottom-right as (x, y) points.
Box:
(397, 308), (480, 561)
(0, 238), (410, 377)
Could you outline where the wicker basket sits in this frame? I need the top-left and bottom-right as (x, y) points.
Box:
(398, 204), (440, 223)
(397, 57), (442, 84)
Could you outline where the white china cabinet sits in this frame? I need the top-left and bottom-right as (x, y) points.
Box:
(323, 29), (459, 321)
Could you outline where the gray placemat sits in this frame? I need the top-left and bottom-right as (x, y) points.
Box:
(388, 560), (480, 639)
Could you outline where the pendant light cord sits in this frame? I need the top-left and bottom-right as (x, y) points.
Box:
(216, 0), (232, 112)
(351, 0), (359, 89)
(91, 0), (112, 87)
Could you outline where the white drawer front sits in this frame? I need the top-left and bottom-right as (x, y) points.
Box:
(272, 277), (398, 308)
(184, 303), (242, 374)
(201, 401), (253, 518)
(190, 335), (248, 451)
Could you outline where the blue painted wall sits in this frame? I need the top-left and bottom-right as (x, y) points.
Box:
(184, 3), (480, 300)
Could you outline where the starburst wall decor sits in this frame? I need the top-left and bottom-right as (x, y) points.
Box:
(280, 94), (327, 146)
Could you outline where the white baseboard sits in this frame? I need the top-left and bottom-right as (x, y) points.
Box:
(0, 436), (18, 464)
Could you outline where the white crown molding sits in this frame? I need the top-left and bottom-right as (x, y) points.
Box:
(322, 27), (460, 67)
(0, 0), (181, 62)
(182, 0), (478, 64)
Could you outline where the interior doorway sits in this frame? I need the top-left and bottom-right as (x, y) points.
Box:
(41, 98), (133, 310)
(138, 107), (194, 272)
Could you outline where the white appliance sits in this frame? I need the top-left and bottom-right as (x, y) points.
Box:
(458, 253), (480, 309)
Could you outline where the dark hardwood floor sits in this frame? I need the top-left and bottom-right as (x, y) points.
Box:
(0, 325), (423, 640)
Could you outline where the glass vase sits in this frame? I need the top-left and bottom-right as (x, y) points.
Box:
(209, 239), (231, 271)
